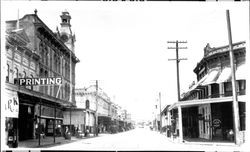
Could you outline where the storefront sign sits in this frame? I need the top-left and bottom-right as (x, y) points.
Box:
(18, 77), (62, 86)
(5, 91), (19, 118)
(212, 119), (221, 128)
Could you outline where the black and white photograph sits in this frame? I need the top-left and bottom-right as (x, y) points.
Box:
(1, 0), (249, 151)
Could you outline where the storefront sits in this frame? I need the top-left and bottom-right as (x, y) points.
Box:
(98, 115), (111, 133)
(4, 89), (19, 148)
(169, 96), (246, 143)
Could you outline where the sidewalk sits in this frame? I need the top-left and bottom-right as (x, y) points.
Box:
(158, 131), (238, 147)
(18, 133), (101, 148)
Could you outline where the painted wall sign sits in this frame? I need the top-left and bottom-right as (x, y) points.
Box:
(5, 91), (19, 118)
(18, 77), (62, 86)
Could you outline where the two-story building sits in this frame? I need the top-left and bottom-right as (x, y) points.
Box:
(168, 42), (246, 143)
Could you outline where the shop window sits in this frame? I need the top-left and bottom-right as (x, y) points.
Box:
(239, 102), (245, 131)
(224, 82), (232, 97)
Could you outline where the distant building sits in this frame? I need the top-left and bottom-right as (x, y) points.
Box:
(169, 42), (246, 143)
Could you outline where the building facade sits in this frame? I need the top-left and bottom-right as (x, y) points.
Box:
(169, 42), (246, 143)
(4, 10), (79, 148)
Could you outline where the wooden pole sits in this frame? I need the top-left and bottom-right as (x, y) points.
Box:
(226, 10), (240, 145)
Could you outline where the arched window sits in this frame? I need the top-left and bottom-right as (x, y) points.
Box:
(14, 67), (18, 84)
(86, 100), (90, 109)
(23, 71), (26, 78)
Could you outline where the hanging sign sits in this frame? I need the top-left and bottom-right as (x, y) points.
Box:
(5, 90), (19, 118)
(212, 119), (221, 128)
(17, 77), (62, 86)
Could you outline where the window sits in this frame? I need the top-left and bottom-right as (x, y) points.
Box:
(224, 82), (232, 97)
(14, 67), (18, 84)
(6, 64), (10, 82)
(62, 19), (67, 23)
(23, 71), (26, 78)
(237, 80), (246, 95)
(86, 100), (90, 109)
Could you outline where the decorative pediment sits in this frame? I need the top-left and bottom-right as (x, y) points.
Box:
(10, 28), (30, 46)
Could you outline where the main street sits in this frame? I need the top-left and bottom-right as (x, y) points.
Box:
(48, 127), (245, 151)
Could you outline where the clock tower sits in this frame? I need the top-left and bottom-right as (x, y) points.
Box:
(59, 11), (75, 53)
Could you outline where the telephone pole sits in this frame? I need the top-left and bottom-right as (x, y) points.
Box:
(95, 80), (99, 136)
(159, 92), (162, 132)
(226, 10), (240, 145)
(167, 40), (187, 143)
(167, 40), (187, 101)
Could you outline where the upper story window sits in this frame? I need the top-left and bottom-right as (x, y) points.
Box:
(23, 71), (26, 78)
(13, 67), (19, 84)
(224, 82), (232, 97)
(238, 80), (246, 95)
(86, 100), (90, 109)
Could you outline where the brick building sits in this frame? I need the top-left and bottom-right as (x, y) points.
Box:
(4, 10), (79, 148)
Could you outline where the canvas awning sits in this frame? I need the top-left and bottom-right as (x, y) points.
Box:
(216, 67), (231, 83)
(201, 69), (220, 85)
(216, 64), (246, 83)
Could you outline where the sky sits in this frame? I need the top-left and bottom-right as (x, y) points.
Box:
(1, 1), (249, 121)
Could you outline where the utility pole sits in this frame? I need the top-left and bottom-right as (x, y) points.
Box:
(159, 92), (162, 133)
(95, 80), (99, 136)
(167, 40), (187, 101)
(226, 10), (240, 145)
(167, 40), (187, 143)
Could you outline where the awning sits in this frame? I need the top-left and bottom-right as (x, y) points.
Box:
(216, 63), (246, 83)
(216, 67), (231, 83)
(201, 69), (220, 86)
(236, 63), (246, 80)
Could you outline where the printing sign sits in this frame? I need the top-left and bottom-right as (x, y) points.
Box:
(5, 91), (19, 118)
(18, 77), (62, 86)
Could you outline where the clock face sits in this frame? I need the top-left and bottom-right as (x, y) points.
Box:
(61, 34), (69, 42)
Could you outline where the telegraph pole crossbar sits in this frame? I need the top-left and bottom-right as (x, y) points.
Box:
(167, 40), (187, 102)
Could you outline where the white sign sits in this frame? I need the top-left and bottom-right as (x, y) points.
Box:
(5, 90), (19, 118)
(18, 77), (62, 86)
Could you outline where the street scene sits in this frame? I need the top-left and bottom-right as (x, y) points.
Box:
(1, 1), (249, 151)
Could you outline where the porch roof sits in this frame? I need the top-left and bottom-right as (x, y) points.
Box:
(169, 95), (246, 110)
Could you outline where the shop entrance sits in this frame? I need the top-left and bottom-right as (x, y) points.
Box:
(18, 104), (34, 141)
(182, 107), (199, 139)
(211, 102), (233, 141)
